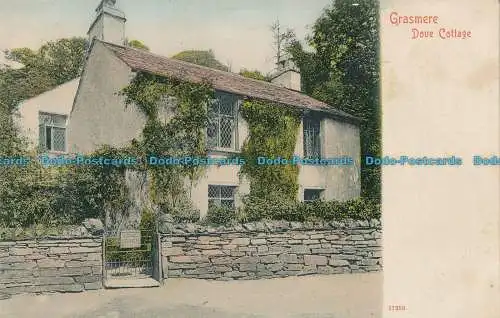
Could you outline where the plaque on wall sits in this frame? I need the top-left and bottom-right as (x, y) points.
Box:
(120, 230), (141, 248)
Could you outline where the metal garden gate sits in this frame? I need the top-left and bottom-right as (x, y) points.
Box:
(103, 229), (160, 282)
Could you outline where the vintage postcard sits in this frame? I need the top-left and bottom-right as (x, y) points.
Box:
(0, 1), (498, 317)
(381, 0), (499, 317)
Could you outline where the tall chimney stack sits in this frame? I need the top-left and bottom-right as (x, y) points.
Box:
(270, 58), (301, 92)
(87, 0), (126, 46)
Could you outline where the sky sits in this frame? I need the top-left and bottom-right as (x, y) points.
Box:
(0, 0), (332, 73)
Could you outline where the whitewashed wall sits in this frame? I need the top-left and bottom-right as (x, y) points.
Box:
(67, 42), (146, 153)
(15, 78), (80, 151)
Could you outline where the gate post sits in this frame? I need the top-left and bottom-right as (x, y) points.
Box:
(151, 230), (163, 284)
(102, 231), (107, 284)
(157, 232), (163, 285)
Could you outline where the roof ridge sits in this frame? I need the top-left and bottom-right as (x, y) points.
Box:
(97, 40), (358, 123)
(99, 40), (289, 88)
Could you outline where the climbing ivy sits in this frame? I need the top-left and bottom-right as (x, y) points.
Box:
(120, 72), (214, 220)
(239, 99), (301, 202)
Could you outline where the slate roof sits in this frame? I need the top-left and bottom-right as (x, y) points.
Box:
(100, 40), (358, 123)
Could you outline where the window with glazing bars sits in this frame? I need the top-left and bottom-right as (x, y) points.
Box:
(304, 189), (323, 203)
(38, 112), (67, 152)
(207, 92), (237, 150)
(208, 185), (236, 209)
(303, 116), (321, 158)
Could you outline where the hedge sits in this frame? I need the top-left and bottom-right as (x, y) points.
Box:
(202, 196), (380, 226)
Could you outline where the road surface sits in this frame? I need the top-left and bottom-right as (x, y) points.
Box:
(0, 272), (382, 318)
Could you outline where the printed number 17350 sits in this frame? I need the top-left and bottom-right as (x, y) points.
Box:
(388, 305), (407, 311)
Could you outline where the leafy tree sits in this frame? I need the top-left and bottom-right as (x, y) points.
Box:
(288, 0), (381, 201)
(270, 19), (296, 69)
(0, 37), (87, 112)
(239, 69), (269, 81)
(171, 50), (229, 71)
(126, 39), (150, 51)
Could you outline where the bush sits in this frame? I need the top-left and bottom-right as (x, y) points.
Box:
(203, 205), (237, 225)
(238, 195), (380, 224)
(171, 208), (200, 223)
(241, 193), (296, 222)
(140, 208), (156, 231)
(303, 198), (380, 221)
(0, 162), (68, 227)
(0, 146), (134, 228)
(167, 195), (201, 223)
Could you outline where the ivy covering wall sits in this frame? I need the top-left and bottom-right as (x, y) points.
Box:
(239, 99), (301, 201)
(120, 72), (214, 222)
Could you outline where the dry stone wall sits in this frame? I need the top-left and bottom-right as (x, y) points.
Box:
(161, 219), (382, 280)
(0, 220), (103, 298)
(0, 238), (103, 297)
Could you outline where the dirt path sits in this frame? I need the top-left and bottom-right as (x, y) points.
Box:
(0, 272), (382, 318)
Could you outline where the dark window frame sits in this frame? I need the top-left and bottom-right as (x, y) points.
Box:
(303, 115), (322, 159)
(207, 91), (239, 151)
(208, 185), (237, 209)
(38, 112), (67, 152)
(303, 188), (324, 203)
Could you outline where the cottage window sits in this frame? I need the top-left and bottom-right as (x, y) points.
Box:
(304, 189), (323, 203)
(303, 116), (321, 158)
(38, 112), (67, 152)
(207, 92), (238, 150)
(208, 185), (237, 209)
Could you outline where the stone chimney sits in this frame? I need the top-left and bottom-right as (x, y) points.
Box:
(87, 0), (126, 45)
(270, 58), (301, 92)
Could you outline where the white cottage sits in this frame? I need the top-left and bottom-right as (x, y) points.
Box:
(16, 78), (79, 153)
(18, 0), (362, 217)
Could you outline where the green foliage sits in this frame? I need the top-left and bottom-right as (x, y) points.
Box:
(287, 0), (381, 201)
(0, 163), (101, 227)
(120, 71), (214, 220)
(0, 145), (135, 227)
(239, 99), (301, 201)
(0, 37), (87, 111)
(121, 72), (169, 119)
(167, 195), (201, 223)
(2, 68), (213, 228)
(67, 146), (134, 223)
(140, 208), (156, 231)
(126, 39), (150, 51)
(104, 238), (151, 265)
(0, 161), (62, 227)
(0, 20), (382, 229)
(105, 209), (156, 265)
(171, 49), (228, 71)
(0, 105), (28, 156)
(239, 69), (269, 81)
(241, 196), (380, 223)
(204, 205), (238, 226)
(240, 193), (297, 222)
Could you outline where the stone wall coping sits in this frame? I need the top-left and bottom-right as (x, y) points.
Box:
(0, 236), (102, 243)
(0, 218), (104, 242)
(160, 218), (381, 236)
